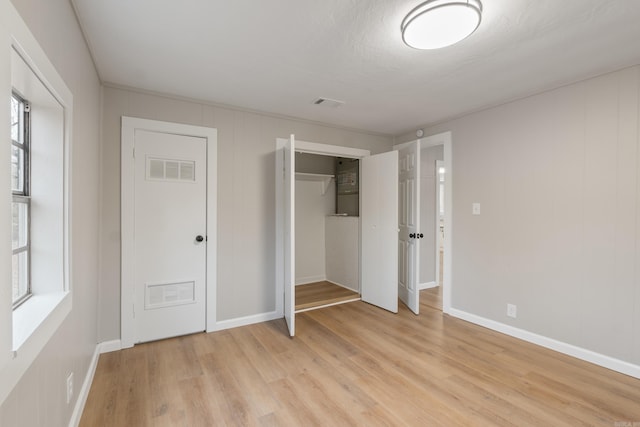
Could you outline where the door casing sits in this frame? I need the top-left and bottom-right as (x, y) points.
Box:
(435, 159), (445, 291)
(275, 138), (371, 328)
(121, 117), (218, 348)
(394, 132), (453, 313)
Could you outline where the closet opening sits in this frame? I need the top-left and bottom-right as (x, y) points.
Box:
(294, 153), (361, 312)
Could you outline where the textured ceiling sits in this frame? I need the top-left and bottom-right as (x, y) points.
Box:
(72, 0), (640, 135)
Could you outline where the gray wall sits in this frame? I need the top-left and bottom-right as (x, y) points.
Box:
(295, 180), (335, 284)
(0, 0), (101, 425)
(397, 66), (640, 366)
(295, 152), (335, 175)
(99, 86), (394, 341)
(420, 145), (443, 285)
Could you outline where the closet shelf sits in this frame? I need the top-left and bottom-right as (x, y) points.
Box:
(295, 173), (334, 195)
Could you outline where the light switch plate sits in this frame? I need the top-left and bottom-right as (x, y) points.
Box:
(472, 203), (481, 215)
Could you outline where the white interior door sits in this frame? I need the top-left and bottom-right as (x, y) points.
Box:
(398, 141), (420, 314)
(134, 129), (207, 343)
(283, 135), (295, 336)
(361, 150), (399, 313)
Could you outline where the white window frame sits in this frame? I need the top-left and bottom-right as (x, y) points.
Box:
(11, 92), (31, 308)
(0, 3), (73, 405)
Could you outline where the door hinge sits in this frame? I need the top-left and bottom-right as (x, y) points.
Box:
(132, 303), (135, 319)
(133, 147), (136, 158)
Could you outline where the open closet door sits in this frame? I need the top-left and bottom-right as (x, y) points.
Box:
(398, 141), (420, 314)
(283, 135), (295, 336)
(361, 151), (399, 313)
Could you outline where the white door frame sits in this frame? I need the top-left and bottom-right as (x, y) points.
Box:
(121, 117), (218, 348)
(394, 131), (453, 314)
(435, 159), (444, 290)
(275, 138), (370, 317)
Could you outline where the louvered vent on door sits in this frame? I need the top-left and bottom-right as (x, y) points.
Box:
(146, 157), (195, 182)
(145, 281), (195, 309)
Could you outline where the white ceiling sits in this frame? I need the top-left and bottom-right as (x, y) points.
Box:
(72, 0), (640, 135)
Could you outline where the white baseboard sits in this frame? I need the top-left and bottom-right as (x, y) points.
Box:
(295, 275), (326, 286)
(68, 345), (99, 427)
(449, 308), (640, 380)
(325, 280), (359, 293)
(212, 310), (282, 332)
(98, 339), (122, 354)
(67, 339), (125, 427)
(419, 281), (438, 290)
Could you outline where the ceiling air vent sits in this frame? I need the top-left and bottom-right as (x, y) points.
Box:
(312, 97), (345, 108)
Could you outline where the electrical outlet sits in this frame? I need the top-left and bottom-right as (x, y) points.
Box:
(507, 304), (517, 318)
(66, 372), (74, 404)
(472, 203), (481, 215)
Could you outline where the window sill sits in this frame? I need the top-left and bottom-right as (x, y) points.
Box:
(1, 291), (71, 404)
(12, 291), (70, 352)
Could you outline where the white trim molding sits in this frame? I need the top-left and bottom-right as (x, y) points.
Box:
(67, 340), (123, 427)
(419, 281), (438, 290)
(68, 345), (99, 427)
(293, 140), (370, 159)
(98, 340), (122, 354)
(213, 311), (282, 332)
(449, 308), (640, 379)
(295, 275), (327, 286)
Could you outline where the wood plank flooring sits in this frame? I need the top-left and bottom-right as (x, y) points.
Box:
(421, 285), (442, 311)
(80, 291), (640, 426)
(295, 281), (360, 312)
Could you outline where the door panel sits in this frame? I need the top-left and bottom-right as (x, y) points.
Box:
(134, 130), (207, 342)
(361, 150), (398, 313)
(283, 135), (295, 336)
(398, 141), (420, 314)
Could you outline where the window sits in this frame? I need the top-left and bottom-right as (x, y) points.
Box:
(10, 42), (70, 348)
(2, 1), (74, 402)
(11, 93), (31, 308)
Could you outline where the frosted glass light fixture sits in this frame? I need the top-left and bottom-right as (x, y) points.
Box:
(401, 0), (482, 50)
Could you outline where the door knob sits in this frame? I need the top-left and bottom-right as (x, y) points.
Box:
(409, 233), (416, 239)
(419, 233), (424, 239)
(195, 235), (204, 242)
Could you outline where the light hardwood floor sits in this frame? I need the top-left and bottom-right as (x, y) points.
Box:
(421, 285), (442, 311)
(295, 281), (360, 312)
(420, 249), (444, 311)
(80, 294), (640, 426)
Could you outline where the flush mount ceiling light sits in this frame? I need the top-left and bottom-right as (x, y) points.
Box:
(401, 0), (482, 50)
